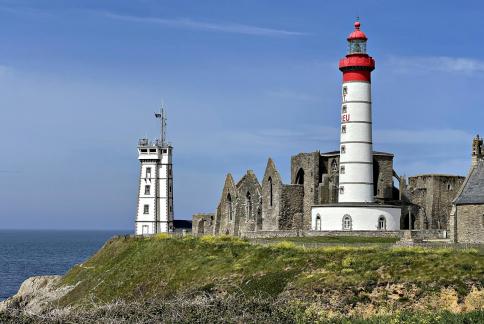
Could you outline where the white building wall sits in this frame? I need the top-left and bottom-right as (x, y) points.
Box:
(135, 145), (174, 235)
(339, 80), (374, 203)
(311, 206), (401, 231)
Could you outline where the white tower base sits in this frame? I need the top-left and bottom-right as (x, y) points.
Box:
(311, 203), (401, 231)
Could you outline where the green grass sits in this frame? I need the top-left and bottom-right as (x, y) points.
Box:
(59, 235), (483, 309)
(256, 235), (400, 244)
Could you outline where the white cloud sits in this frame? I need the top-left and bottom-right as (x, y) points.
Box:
(104, 13), (307, 37)
(385, 56), (484, 75)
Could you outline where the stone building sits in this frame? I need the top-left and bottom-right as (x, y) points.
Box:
(449, 135), (484, 243)
(196, 150), (401, 237)
(402, 174), (465, 230)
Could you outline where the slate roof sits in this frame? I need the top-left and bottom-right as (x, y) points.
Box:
(454, 160), (484, 205)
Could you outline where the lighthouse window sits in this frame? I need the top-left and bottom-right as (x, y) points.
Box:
(340, 166), (345, 174)
(341, 145), (346, 154)
(341, 125), (347, 134)
(149, 149), (157, 153)
(339, 186), (344, 195)
(144, 185), (151, 195)
(146, 167), (152, 177)
(342, 106), (347, 114)
(343, 86), (347, 96)
(140, 149), (148, 153)
(143, 205), (149, 214)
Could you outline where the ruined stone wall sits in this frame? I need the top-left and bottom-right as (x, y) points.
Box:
(280, 185), (304, 230)
(235, 170), (262, 236)
(407, 175), (465, 230)
(261, 159), (283, 231)
(192, 213), (215, 236)
(374, 156), (393, 200)
(291, 152), (320, 230)
(455, 204), (484, 243)
(213, 174), (237, 236)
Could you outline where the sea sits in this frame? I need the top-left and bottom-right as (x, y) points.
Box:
(0, 230), (127, 301)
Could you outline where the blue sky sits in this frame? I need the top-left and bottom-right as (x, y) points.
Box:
(0, 0), (483, 229)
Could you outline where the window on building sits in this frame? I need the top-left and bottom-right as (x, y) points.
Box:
(341, 125), (346, 134)
(316, 214), (321, 231)
(340, 165), (345, 174)
(227, 194), (233, 221)
(144, 185), (150, 195)
(447, 183), (452, 191)
(169, 185), (172, 193)
(146, 167), (152, 177)
(342, 86), (348, 98)
(140, 149), (148, 153)
(149, 149), (156, 153)
(142, 225), (149, 235)
(342, 105), (347, 114)
(342, 215), (352, 230)
(162, 149), (167, 153)
(143, 205), (149, 214)
(268, 177), (273, 207)
(331, 160), (338, 173)
(246, 192), (252, 219)
(339, 186), (344, 195)
(378, 216), (386, 230)
(341, 145), (346, 154)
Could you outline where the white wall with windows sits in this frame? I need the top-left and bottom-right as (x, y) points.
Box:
(311, 205), (401, 231)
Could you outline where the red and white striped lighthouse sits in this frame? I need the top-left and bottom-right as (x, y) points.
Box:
(338, 21), (375, 203)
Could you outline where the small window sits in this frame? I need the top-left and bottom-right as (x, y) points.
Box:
(342, 215), (352, 230)
(447, 183), (452, 191)
(143, 205), (149, 214)
(162, 149), (167, 153)
(341, 145), (346, 154)
(340, 165), (345, 174)
(146, 167), (152, 177)
(149, 149), (157, 153)
(315, 214), (321, 231)
(169, 185), (172, 193)
(140, 149), (148, 153)
(342, 105), (347, 114)
(339, 186), (344, 194)
(378, 216), (386, 230)
(144, 185), (151, 195)
(341, 125), (347, 134)
(343, 86), (347, 96)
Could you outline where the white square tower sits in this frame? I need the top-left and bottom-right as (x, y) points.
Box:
(135, 109), (174, 235)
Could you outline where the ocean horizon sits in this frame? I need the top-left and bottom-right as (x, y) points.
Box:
(0, 229), (129, 301)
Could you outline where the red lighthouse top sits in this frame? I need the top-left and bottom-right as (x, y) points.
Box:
(347, 21), (367, 41)
(339, 20), (375, 82)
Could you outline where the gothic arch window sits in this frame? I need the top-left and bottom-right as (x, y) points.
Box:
(316, 214), (321, 231)
(378, 216), (386, 230)
(295, 168), (305, 185)
(227, 193), (233, 222)
(268, 177), (273, 207)
(331, 160), (338, 173)
(246, 191), (252, 219)
(342, 214), (352, 231)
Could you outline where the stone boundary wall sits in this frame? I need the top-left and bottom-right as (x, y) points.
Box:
(410, 229), (447, 240)
(242, 230), (403, 239)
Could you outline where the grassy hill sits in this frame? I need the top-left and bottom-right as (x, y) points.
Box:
(40, 234), (482, 322)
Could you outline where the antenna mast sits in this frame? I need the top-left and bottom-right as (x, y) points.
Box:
(154, 103), (167, 146)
